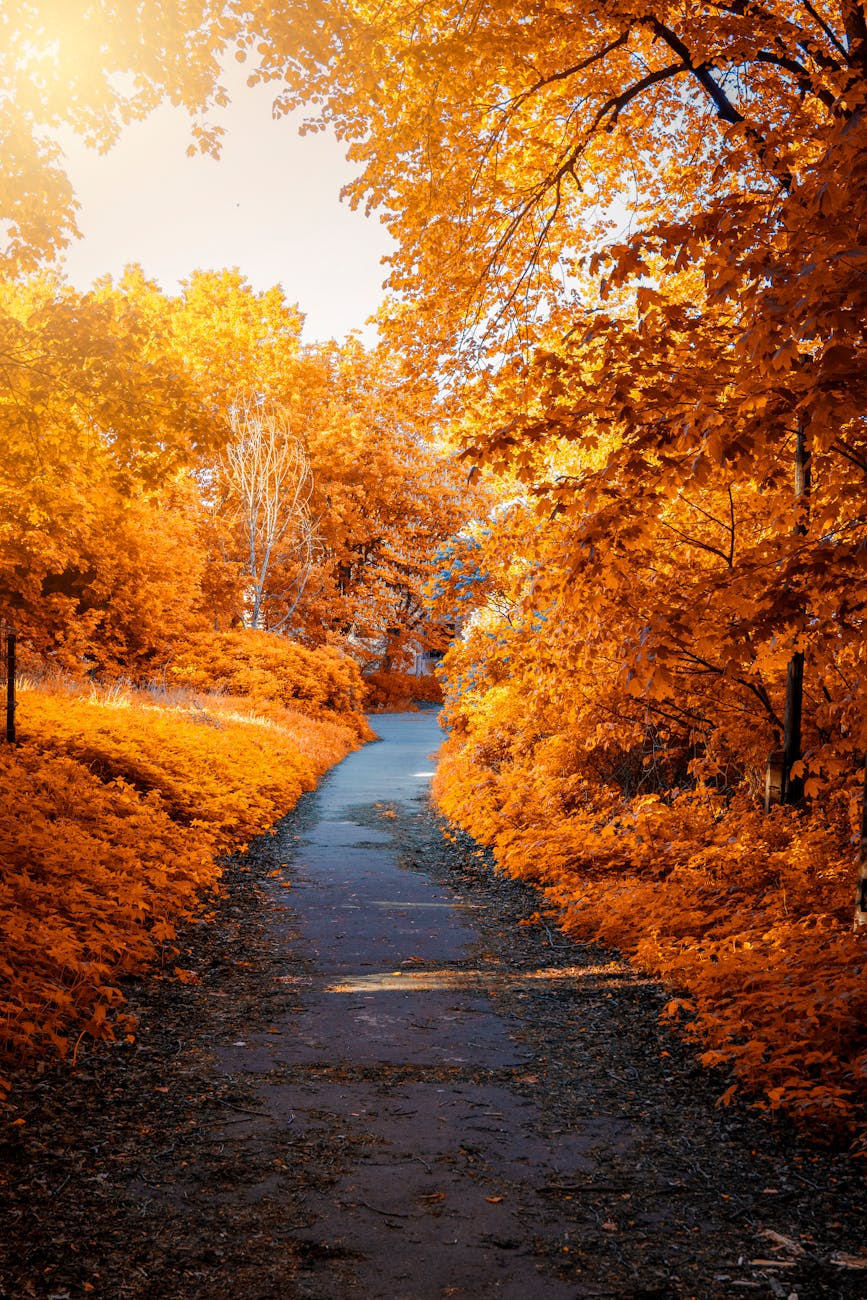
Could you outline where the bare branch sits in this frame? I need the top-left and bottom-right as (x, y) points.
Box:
(221, 397), (318, 630)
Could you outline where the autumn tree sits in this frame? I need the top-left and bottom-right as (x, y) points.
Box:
(219, 398), (318, 631)
(289, 338), (469, 666)
(0, 272), (227, 672)
(160, 271), (472, 661)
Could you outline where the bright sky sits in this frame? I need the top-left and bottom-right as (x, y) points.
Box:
(56, 69), (393, 344)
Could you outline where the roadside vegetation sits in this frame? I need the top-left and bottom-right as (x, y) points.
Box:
(0, 641), (372, 1096)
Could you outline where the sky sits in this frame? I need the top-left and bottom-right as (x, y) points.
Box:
(56, 67), (393, 344)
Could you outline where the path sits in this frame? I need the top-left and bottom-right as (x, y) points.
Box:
(1, 712), (864, 1298)
(218, 711), (586, 1299)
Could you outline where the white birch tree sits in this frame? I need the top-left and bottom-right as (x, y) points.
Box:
(221, 398), (318, 631)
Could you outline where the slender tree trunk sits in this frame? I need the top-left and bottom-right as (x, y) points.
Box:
(5, 630), (15, 744)
(781, 419), (810, 805)
(222, 399), (316, 631)
(854, 760), (867, 929)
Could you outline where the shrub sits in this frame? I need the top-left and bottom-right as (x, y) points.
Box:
(0, 673), (364, 1095)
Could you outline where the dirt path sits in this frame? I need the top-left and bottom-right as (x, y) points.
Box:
(1, 712), (864, 1298)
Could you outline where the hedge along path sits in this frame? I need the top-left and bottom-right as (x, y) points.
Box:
(0, 676), (367, 1093)
(433, 726), (867, 1146)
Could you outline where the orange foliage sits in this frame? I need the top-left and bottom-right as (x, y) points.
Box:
(364, 670), (443, 713)
(168, 629), (374, 739)
(433, 628), (867, 1141)
(267, 0), (867, 1142)
(3, 0), (865, 1148)
(0, 269), (470, 677)
(0, 663), (364, 1097)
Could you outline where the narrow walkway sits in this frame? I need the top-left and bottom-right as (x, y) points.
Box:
(209, 713), (863, 1299)
(217, 712), (581, 1298)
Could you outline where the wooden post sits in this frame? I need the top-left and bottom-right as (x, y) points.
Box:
(5, 631), (14, 744)
(764, 749), (785, 813)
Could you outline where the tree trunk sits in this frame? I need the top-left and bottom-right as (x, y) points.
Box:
(5, 631), (15, 744)
(854, 761), (867, 930)
(780, 419), (810, 805)
(781, 651), (804, 804)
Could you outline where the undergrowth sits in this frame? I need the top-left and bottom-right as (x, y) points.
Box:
(434, 739), (867, 1147)
(0, 657), (366, 1097)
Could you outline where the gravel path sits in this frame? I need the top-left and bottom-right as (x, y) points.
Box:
(1, 712), (864, 1299)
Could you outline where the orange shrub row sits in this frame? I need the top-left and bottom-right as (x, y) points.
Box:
(364, 669), (443, 712)
(434, 728), (867, 1145)
(169, 630), (374, 736)
(0, 658), (366, 1096)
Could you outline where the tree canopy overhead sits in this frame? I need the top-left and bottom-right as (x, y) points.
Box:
(243, 2), (864, 373)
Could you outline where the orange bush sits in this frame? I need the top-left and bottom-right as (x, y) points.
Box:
(364, 670), (443, 712)
(0, 674), (364, 1096)
(433, 658), (867, 1144)
(169, 629), (373, 737)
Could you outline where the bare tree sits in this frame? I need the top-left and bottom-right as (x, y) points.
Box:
(221, 398), (319, 631)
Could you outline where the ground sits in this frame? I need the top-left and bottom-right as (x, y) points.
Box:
(0, 714), (864, 1299)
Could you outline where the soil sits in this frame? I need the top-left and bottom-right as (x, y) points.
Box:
(0, 714), (865, 1300)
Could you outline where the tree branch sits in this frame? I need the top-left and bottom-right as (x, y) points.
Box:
(831, 438), (867, 474)
(592, 62), (689, 132)
(674, 646), (784, 730)
(800, 0), (849, 58)
(647, 17), (744, 123)
(659, 518), (734, 566)
(507, 30), (633, 112)
(754, 51), (837, 107)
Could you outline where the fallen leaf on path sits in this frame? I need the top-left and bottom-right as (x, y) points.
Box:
(759, 1229), (805, 1256)
(831, 1252), (867, 1269)
(486, 1196), (504, 1203)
